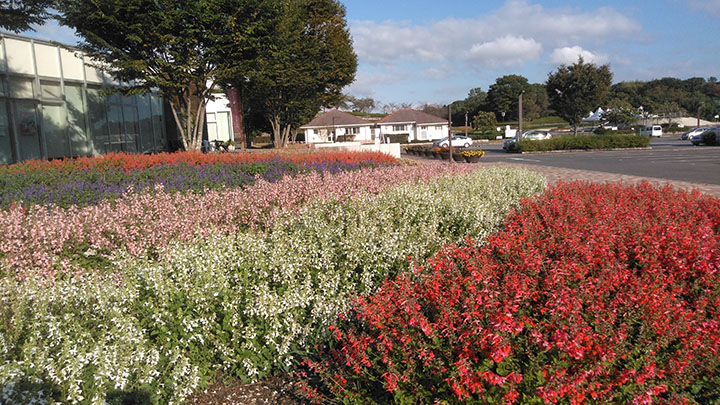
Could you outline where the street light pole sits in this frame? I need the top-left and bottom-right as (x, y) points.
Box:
(465, 112), (468, 138)
(448, 104), (453, 163)
(518, 91), (525, 141)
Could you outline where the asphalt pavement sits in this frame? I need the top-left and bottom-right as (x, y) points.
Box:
(477, 136), (720, 186)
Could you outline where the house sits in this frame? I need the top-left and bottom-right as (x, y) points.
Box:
(300, 109), (374, 143)
(377, 109), (449, 143)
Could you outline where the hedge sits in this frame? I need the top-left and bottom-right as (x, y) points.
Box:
(507, 134), (650, 152)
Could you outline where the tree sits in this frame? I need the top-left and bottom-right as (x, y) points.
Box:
(473, 111), (497, 135)
(603, 99), (636, 128)
(546, 57), (613, 135)
(56, 0), (273, 151)
(350, 97), (376, 113)
(0, 0), (54, 32)
(487, 75), (533, 121)
(420, 103), (447, 119)
(241, 0), (356, 148)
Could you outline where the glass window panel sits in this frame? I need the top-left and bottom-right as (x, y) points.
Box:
(123, 103), (139, 152)
(66, 83), (90, 156)
(151, 95), (166, 151)
(137, 94), (154, 153)
(34, 43), (61, 78)
(217, 111), (230, 142)
(10, 78), (34, 99)
(0, 41), (6, 72)
(86, 87), (108, 154)
(5, 38), (34, 75)
(0, 102), (13, 164)
(207, 122), (218, 141)
(123, 94), (136, 105)
(15, 101), (41, 161)
(40, 80), (62, 100)
(107, 103), (123, 152)
(0, 77), (7, 97)
(42, 104), (68, 159)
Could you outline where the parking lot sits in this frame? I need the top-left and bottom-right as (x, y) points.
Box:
(477, 136), (720, 186)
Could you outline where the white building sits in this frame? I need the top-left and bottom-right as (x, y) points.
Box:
(205, 94), (233, 143)
(377, 109), (448, 143)
(300, 109), (374, 143)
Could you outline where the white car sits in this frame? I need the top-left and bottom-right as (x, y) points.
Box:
(433, 135), (473, 148)
(681, 127), (706, 140)
(502, 130), (552, 150)
(640, 125), (663, 137)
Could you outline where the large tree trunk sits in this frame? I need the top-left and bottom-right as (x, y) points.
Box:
(226, 88), (246, 151)
(269, 115), (292, 148)
(168, 83), (208, 151)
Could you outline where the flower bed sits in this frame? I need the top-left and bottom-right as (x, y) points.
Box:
(304, 182), (720, 404)
(0, 164), (480, 279)
(506, 134), (650, 152)
(0, 151), (397, 209)
(0, 168), (545, 403)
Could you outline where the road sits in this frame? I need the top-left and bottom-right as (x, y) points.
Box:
(477, 136), (720, 185)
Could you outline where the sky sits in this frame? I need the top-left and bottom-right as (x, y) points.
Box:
(15, 0), (720, 107)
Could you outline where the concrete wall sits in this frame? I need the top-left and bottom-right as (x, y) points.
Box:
(312, 141), (401, 158)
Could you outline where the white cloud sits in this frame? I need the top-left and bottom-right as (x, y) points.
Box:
(549, 46), (609, 65)
(27, 20), (81, 46)
(689, 0), (720, 16)
(350, 0), (640, 67)
(466, 36), (542, 67)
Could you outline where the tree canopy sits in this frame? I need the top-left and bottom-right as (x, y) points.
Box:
(0, 0), (54, 32)
(546, 57), (612, 135)
(239, 0), (356, 148)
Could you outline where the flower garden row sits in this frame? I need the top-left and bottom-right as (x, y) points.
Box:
(405, 145), (486, 163)
(302, 182), (720, 404)
(0, 159), (546, 403)
(2, 150), (718, 404)
(0, 151), (396, 208)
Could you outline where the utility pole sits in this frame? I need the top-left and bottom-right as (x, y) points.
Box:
(518, 91), (525, 141)
(698, 107), (702, 128)
(447, 104), (453, 163)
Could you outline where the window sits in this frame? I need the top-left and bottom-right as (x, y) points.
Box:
(393, 124), (406, 132)
(435, 126), (442, 130)
(345, 127), (359, 135)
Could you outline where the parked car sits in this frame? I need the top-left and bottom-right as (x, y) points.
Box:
(433, 135), (473, 148)
(681, 127), (706, 140)
(640, 125), (663, 137)
(690, 128), (716, 146)
(502, 130), (552, 150)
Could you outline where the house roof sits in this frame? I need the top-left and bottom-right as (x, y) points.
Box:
(300, 109), (371, 128)
(377, 109), (447, 125)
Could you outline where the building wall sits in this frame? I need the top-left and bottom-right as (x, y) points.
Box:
(0, 33), (168, 164)
(303, 125), (373, 143)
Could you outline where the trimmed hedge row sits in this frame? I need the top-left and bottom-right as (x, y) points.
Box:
(507, 134), (650, 152)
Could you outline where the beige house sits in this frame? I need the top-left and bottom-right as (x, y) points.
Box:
(300, 109), (375, 143)
(377, 109), (448, 143)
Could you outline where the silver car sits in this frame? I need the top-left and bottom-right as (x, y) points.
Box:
(502, 130), (552, 150)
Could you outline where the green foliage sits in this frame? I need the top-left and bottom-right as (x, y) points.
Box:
(55, 0), (276, 151)
(472, 111), (498, 134)
(546, 57), (613, 134)
(0, 0), (54, 32)
(241, 0), (357, 148)
(507, 134), (650, 152)
(487, 75), (533, 121)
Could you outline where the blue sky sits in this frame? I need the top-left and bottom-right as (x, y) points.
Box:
(16, 0), (720, 107)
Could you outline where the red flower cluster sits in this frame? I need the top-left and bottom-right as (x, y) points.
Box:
(302, 182), (720, 403)
(0, 150), (397, 173)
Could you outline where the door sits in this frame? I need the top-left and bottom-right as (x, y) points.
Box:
(14, 101), (41, 161)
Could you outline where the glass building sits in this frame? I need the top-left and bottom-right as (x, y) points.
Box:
(0, 33), (169, 165)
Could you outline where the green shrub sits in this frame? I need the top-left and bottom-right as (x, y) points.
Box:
(507, 134), (650, 152)
(0, 168), (545, 404)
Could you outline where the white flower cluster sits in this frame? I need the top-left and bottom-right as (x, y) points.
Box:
(0, 168), (545, 403)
